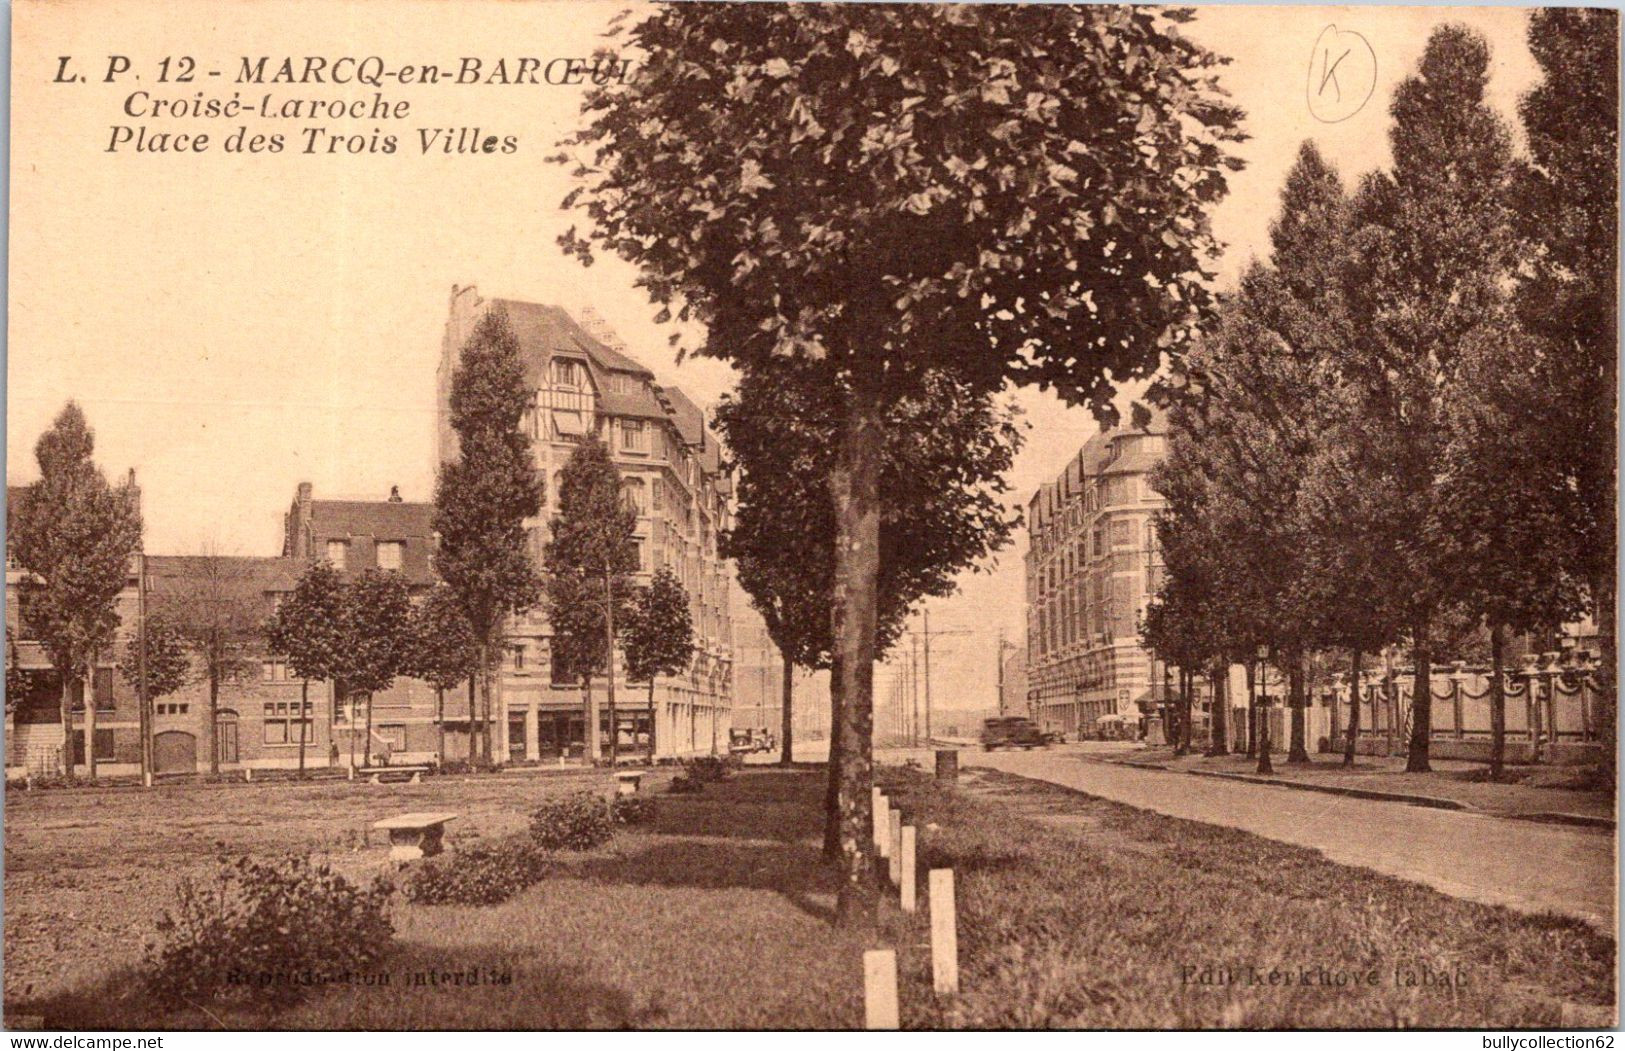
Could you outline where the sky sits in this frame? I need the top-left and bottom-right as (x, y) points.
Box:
(8, 2), (1544, 716)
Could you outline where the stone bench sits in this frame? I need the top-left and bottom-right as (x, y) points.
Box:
(372, 811), (458, 861)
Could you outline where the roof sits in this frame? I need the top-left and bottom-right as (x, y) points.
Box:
(308, 499), (434, 540)
(494, 298), (652, 378)
(145, 554), (305, 593)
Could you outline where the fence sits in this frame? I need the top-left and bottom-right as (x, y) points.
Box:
(1324, 655), (1609, 765)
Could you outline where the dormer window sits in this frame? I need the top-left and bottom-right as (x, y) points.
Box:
(551, 359), (587, 388)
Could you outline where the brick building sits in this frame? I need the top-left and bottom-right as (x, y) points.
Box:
(5, 477), (147, 777)
(1023, 412), (1171, 737)
(280, 482), (448, 764)
(438, 286), (736, 762)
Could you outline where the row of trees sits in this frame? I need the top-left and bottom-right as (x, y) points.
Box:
(559, 3), (1247, 921)
(10, 312), (696, 782)
(1143, 13), (1616, 780)
(437, 307), (697, 768)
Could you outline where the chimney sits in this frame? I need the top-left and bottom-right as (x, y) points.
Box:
(287, 482), (315, 559)
(576, 305), (630, 353)
(388, 485), (402, 503)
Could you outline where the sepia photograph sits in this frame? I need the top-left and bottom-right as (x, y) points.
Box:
(3, 0), (1618, 1035)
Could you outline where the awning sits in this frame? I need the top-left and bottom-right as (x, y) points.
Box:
(552, 410), (588, 436)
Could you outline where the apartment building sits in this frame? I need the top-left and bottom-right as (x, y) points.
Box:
(438, 286), (736, 762)
(1023, 411), (1170, 737)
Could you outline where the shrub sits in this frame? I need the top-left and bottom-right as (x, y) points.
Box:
(529, 791), (616, 851)
(683, 755), (735, 784)
(400, 837), (550, 905)
(611, 795), (652, 825)
(145, 854), (393, 1007)
(668, 774), (703, 794)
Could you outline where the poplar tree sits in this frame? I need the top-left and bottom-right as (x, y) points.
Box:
(545, 435), (638, 765)
(434, 306), (545, 763)
(1341, 25), (1520, 772)
(10, 403), (143, 780)
(118, 611), (191, 775)
(1514, 7), (1618, 771)
(622, 567), (695, 761)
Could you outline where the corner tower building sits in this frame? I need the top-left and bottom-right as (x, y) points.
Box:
(437, 285), (736, 762)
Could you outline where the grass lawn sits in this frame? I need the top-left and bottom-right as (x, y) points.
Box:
(876, 765), (1615, 1028)
(1124, 748), (1615, 821)
(5, 767), (872, 1029)
(6, 763), (1615, 1029)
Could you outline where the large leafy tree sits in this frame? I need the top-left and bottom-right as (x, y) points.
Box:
(1434, 322), (1587, 778)
(267, 561), (347, 775)
(560, 3), (1244, 922)
(1340, 25), (1521, 772)
(342, 568), (413, 766)
(1514, 6), (1618, 766)
(434, 306), (546, 763)
(402, 584), (480, 764)
(10, 403), (143, 780)
(151, 550), (266, 777)
(544, 435), (638, 765)
(621, 567), (695, 762)
(718, 356), (1020, 844)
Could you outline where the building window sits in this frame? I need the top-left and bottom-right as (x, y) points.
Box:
(377, 541), (405, 571)
(93, 667), (115, 710)
(512, 644), (526, 671)
(262, 701), (313, 745)
(621, 419), (648, 454)
(262, 659), (292, 683)
(622, 478), (647, 515)
(551, 359), (586, 388)
(326, 540), (348, 569)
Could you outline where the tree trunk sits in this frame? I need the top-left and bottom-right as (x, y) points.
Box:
(1207, 661), (1229, 756)
(647, 677), (657, 763)
(207, 669), (220, 777)
(58, 671), (75, 781)
(1489, 623), (1506, 780)
(436, 686), (446, 767)
(365, 690), (375, 767)
(830, 376), (882, 927)
(1180, 668), (1193, 754)
(1244, 660), (1256, 758)
(823, 654), (844, 861)
(297, 679), (308, 776)
(1592, 572), (1615, 784)
(1406, 614), (1433, 773)
(582, 673), (598, 766)
(780, 659), (794, 767)
(347, 689), (356, 771)
(85, 670), (99, 780)
(481, 646), (496, 765)
(605, 571), (618, 767)
(1255, 655), (1274, 775)
(466, 677), (478, 764)
(1288, 654), (1309, 763)
(1343, 647), (1362, 767)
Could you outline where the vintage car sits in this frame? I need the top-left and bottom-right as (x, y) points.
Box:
(980, 716), (1049, 751)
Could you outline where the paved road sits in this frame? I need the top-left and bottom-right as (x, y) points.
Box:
(963, 746), (1615, 930)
